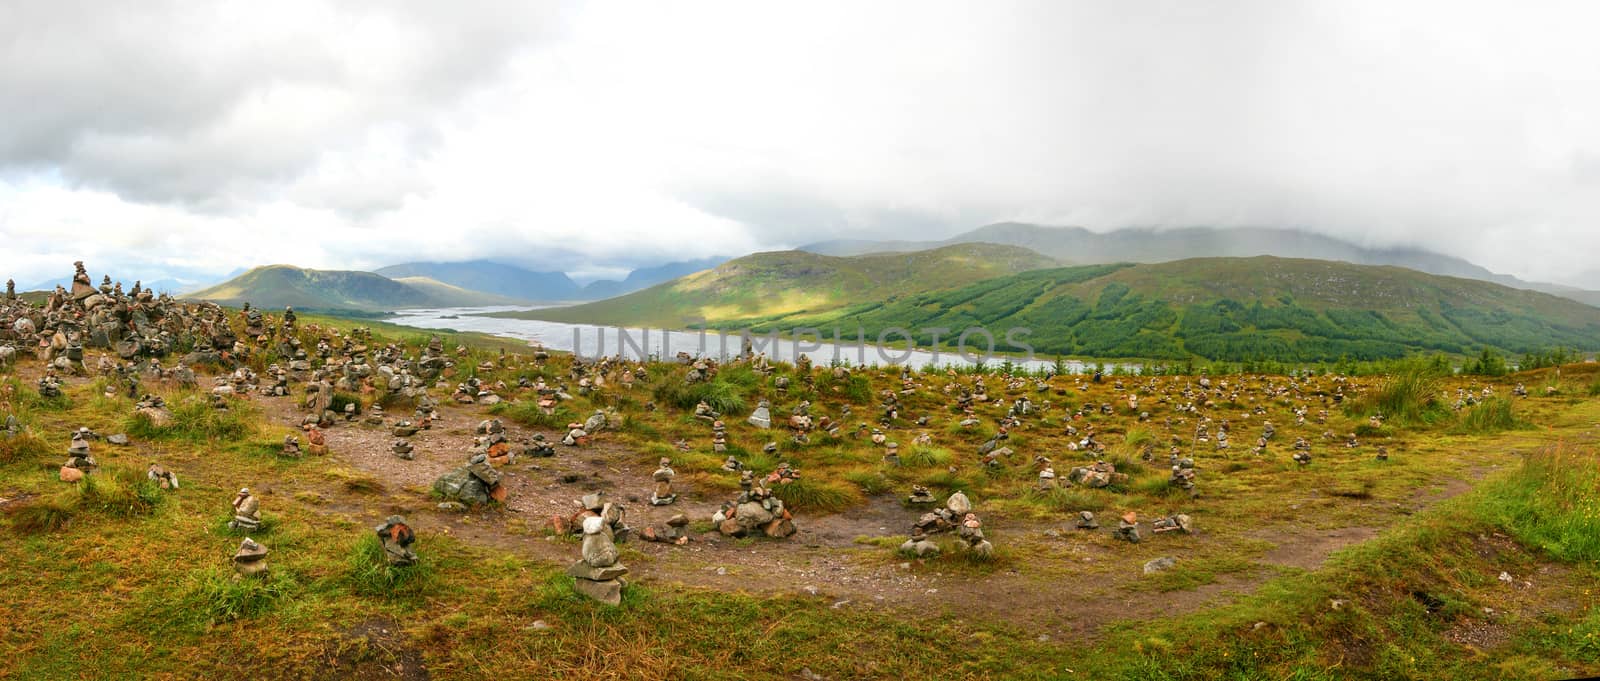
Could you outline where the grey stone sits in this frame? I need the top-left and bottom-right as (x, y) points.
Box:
(572, 577), (623, 606)
(106, 433), (130, 446)
(566, 560), (629, 581)
(1143, 557), (1178, 574)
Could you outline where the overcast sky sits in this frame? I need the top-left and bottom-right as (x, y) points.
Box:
(2, 1), (1598, 288)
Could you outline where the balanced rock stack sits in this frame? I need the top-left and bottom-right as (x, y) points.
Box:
(229, 488), (262, 531)
(568, 515), (628, 605)
(375, 515), (418, 566)
(911, 490), (973, 536)
(391, 439), (414, 460)
(558, 493), (632, 540)
(60, 428), (97, 482)
(747, 399), (772, 429)
(431, 453), (505, 505)
(649, 457), (677, 506)
(146, 463), (179, 490)
(232, 538), (269, 580)
(134, 395), (173, 428)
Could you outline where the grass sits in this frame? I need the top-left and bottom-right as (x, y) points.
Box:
(1451, 397), (1528, 434)
(0, 430), (51, 464)
(1347, 364), (1448, 426)
(5, 309), (1600, 679)
(769, 477), (863, 514)
(124, 395), (258, 442)
(653, 376), (748, 415)
(344, 533), (441, 602)
(489, 400), (574, 428)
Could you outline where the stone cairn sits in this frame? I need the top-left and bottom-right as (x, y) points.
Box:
(747, 399), (772, 429)
(146, 463), (179, 490)
(60, 427), (97, 482)
(712, 472), (796, 539)
(650, 457), (677, 506)
(432, 453), (505, 505)
(232, 538), (269, 580)
(640, 513), (692, 546)
(391, 439), (414, 460)
(557, 492), (632, 540)
(281, 434), (302, 459)
(569, 514), (628, 605)
(904, 490), (994, 558)
(229, 488), (262, 531)
(375, 515), (418, 566)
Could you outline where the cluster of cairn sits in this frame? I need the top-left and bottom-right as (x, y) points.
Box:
(712, 469), (797, 539)
(901, 490), (991, 558)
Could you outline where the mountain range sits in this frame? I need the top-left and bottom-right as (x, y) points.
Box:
(502, 248), (1600, 362)
(801, 223), (1600, 308)
(373, 256), (729, 302)
(185, 265), (523, 312)
(494, 243), (1059, 328)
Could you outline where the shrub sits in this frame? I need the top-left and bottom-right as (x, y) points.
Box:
(7, 498), (75, 534)
(0, 431), (51, 465)
(77, 468), (164, 518)
(769, 478), (862, 514)
(1452, 398), (1527, 434)
(1486, 445), (1600, 561)
(1346, 365), (1446, 426)
(653, 378), (747, 415)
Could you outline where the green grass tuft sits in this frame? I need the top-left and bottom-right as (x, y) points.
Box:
(769, 478), (863, 514)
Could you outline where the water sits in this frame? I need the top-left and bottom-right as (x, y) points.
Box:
(385, 306), (1097, 372)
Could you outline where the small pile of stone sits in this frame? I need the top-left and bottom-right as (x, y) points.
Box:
(146, 463), (179, 490)
(899, 527), (940, 558)
(1114, 511), (1141, 543)
(60, 427), (97, 482)
(1151, 513), (1194, 535)
(710, 420), (727, 452)
(431, 453), (506, 505)
(911, 490), (974, 536)
(1169, 458), (1197, 497)
(569, 515), (629, 605)
(134, 394), (173, 427)
(1074, 511), (1099, 530)
(562, 422), (589, 446)
(232, 538), (269, 580)
(522, 433), (555, 458)
(712, 473), (796, 539)
(375, 515), (418, 566)
(1067, 460), (1126, 488)
(906, 485), (937, 505)
(747, 399), (772, 429)
(557, 492), (632, 540)
(304, 427), (328, 456)
(640, 513), (692, 545)
(392, 438), (415, 460)
(650, 457), (677, 505)
(229, 488), (262, 531)
(281, 434), (302, 458)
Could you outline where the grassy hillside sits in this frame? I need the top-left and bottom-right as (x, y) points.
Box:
(715, 256), (1600, 362)
(186, 265), (510, 312)
(498, 243), (1058, 327)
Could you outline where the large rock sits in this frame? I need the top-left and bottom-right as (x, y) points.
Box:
(572, 577), (624, 606)
(432, 467), (490, 505)
(735, 501), (774, 528)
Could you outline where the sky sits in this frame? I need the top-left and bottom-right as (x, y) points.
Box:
(2, 0), (1598, 289)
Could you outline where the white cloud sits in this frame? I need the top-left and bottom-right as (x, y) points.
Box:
(1, 0), (1598, 287)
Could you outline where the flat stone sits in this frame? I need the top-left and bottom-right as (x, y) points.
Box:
(572, 577), (623, 606)
(567, 561), (629, 581)
(1143, 557), (1178, 574)
(106, 434), (130, 446)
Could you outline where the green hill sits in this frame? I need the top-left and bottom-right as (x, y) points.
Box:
(186, 265), (517, 312)
(723, 256), (1600, 362)
(496, 243), (1059, 327)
